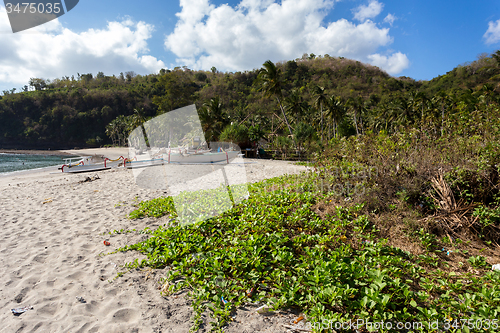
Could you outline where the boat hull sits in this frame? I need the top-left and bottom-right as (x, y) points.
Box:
(164, 150), (240, 164)
(61, 155), (124, 173)
(124, 158), (164, 169)
(124, 151), (241, 169)
(62, 165), (110, 173)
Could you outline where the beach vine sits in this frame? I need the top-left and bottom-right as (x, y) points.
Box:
(116, 166), (500, 332)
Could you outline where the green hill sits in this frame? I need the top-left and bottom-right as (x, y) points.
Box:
(0, 51), (499, 149)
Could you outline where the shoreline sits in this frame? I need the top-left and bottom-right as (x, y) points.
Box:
(0, 149), (75, 156)
(1, 147), (306, 182)
(0, 164), (60, 178)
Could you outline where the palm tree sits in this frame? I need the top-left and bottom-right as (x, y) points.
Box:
(369, 102), (395, 133)
(346, 96), (366, 135)
(106, 115), (132, 146)
(312, 85), (327, 143)
(393, 96), (415, 128)
(105, 118), (119, 146)
(477, 84), (495, 106)
(130, 107), (150, 146)
(131, 108), (146, 128)
(325, 95), (346, 138)
(432, 91), (452, 136)
(198, 96), (229, 142)
(413, 91), (429, 128)
(258, 60), (296, 146)
(285, 89), (308, 124)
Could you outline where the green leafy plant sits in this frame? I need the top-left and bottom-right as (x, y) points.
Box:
(467, 255), (489, 269)
(110, 172), (500, 332)
(415, 228), (437, 251)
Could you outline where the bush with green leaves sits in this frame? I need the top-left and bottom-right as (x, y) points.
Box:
(467, 255), (489, 269)
(118, 175), (500, 332)
(219, 123), (249, 147)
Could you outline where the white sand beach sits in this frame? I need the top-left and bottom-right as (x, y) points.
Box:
(0, 148), (309, 332)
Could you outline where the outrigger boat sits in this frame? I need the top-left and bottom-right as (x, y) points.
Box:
(122, 157), (164, 169)
(124, 148), (241, 169)
(61, 155), (125, 173)
(164, 148), (240, 164)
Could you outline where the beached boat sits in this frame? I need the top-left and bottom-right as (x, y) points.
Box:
(124, 149), (241, 169)
(164, 149), (241, 164)
(123, 157), (164, 169)
(61, 155), (124, 173)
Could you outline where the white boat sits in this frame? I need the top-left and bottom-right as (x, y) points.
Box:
(124, 149), (241, 168)
(61, 155), (124, 173)
(123, 157), (164, 169)
(164, 149), (241, 164)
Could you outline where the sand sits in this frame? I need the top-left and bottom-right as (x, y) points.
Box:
(0, 148), (310, 332)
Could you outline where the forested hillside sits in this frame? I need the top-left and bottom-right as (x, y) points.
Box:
(0, 51), (499, 149)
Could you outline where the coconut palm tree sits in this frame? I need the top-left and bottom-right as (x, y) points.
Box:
(105, 118), (119, 146)
(131, 108), (146, 129)
(106, 115), (132, 146)
(325, 95), (346, 138)
(415, 92), (428, 122)
(258, 60), (296, 146)
(432, 91), (453, 136)
(312, 85), (327, 143)
(393, 96), (415, 128)
(477, 84), (495, 106)
(285, 89), (308, 124)
(130, 107), (150, 146)
(198, 96), (229, 142)
(346, 96), (366, 135)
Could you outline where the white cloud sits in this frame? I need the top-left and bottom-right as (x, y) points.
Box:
(368, 52), (409, 75)
(484, 19), (500, 45)
(383, 13), (396, 26)
(352, 0), (384, 22)
(165, 0), (409, 75)
(0, 7), (165, 87)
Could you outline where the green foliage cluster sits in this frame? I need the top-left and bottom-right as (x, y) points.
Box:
(0, 72), (161, 148)
(128, 196), (176, 219)
(3, 51), (499, 150)
(312, 100), (500, 244)
(219, 123), (249, 147)
(120, 172), (500, 332)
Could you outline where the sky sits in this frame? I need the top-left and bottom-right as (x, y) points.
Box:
(1, 0), (500, 93)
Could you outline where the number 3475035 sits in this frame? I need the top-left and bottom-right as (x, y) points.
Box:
(5, 3), (62, 14)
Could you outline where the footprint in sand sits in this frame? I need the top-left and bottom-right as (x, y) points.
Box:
(32, 253), (48, 263)
(111, 308), (139, 323)
(66, 271), (84, 280)
(37, 302), (58, 316)
(14, 287), (29, 303)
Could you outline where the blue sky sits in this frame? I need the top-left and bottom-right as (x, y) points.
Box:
(1, 0), (500, 93)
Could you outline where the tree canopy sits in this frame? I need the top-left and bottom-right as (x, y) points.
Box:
(1, 51), (499, 150)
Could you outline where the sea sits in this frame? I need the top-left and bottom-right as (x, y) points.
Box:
(0, 153), (67, 174)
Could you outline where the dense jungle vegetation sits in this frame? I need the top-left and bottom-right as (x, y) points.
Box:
(1, 51), (499, 150)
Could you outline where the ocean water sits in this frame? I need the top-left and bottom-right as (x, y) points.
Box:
(0, 153), (67, 174)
